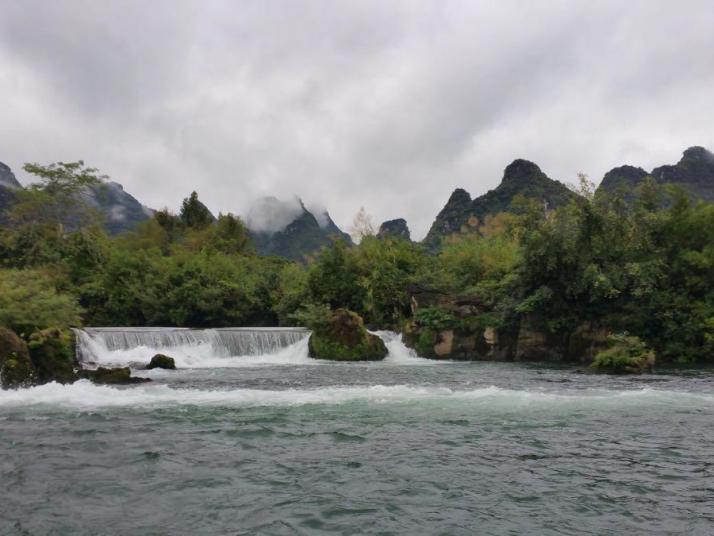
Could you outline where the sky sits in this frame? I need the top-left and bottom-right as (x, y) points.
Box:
(1, 0), (713, 239)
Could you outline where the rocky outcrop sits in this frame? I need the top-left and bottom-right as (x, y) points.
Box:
(0, 158), (152, 234)
(0, 162), (21, 189)
(146, 354), (176, 370)
(423, 160), (577, 249)
(403, 284), (612, 363)
(83, 181), (153, 235)
(79, 367), (151, 384)
(0, 327), (36, 389)
(0, 162), (22, 224)
(597, 165), (649, 200)
(308, 308), (387, 361)
(422, 189), (474, 249)
(377, 218), (411, 241)
(650, 146), (714, 201)
(597, 146), (714, 203)
(1, 327), (151, 388)
(402, 286), (510, 360)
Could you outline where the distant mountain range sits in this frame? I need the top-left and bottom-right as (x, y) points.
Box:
(1, 145), (712, 257)
(421, 146), (714, 248)
(597, 146), (714, 202)
(0, 163), (153, 232)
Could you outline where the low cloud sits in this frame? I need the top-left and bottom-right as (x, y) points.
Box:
(1, 1), (713, 239)
(245, 196), (304, 234)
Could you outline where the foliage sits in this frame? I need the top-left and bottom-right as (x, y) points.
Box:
(1, 157), (713, 364)
(0, 269), (83, 335)
(413, 308), (458, 331)
(180, 191), (214, 229)
(11, 161), (104, 232)
(289, 303), (332, 332)
(590, 334), (654, 374)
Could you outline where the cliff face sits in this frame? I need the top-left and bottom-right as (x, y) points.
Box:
(0, 162), (21, 224)
(423, 159), (576, 249)
(597, 146), (714, 202)
(83, 181), (153, 234)
(650, 146), (714, 201)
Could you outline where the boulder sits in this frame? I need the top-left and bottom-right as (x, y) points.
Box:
(27, 328), (78, 384)
(308, 309), (388, 361)
(0, 327), (36, 389)
(80, 367), (151, 385)
(146, 354), (176, 370)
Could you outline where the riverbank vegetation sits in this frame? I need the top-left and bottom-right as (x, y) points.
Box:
(1, 161), (713, 367)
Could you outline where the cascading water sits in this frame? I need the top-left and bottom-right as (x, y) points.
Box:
(74, 327), (312, 368)
(73, 327), (430, 369)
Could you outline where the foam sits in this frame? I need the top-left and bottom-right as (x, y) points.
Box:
(1, 381), (711, 412)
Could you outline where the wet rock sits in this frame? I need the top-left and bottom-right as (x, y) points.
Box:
(146, 354), (176, 370)
(0, 327), (36, 389)
(308, 308), (388, 361)
(80, 367), (151, 385)
(27, 328), (78, 384)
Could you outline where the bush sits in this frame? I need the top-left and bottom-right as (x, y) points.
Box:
(590, 334), (655, 374)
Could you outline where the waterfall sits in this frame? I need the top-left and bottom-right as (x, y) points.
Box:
(74, 327), (310, 368)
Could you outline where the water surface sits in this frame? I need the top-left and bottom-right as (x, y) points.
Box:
(1, 331), (713, 535)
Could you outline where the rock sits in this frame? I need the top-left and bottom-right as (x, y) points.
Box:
(567, 322), (611, 364)
(146, 354), (176, 370)
(80, 367), (151, 384)
(513, 316), (566, 362)
(377, 218), (411, 241)
(589, 334), (655, 374)
(27, 328), (78, 384)
(308, 308), (388, 361)
(0, 327), (36, 389)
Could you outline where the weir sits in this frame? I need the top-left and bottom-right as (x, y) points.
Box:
(74, 327), (310, 365)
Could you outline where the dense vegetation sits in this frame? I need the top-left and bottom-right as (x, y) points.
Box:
(1, 162), (713, 364)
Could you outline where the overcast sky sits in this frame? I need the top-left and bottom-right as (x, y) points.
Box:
(1, 0), (713, 239)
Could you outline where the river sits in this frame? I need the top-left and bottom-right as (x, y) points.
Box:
(1, 329), (713, 535)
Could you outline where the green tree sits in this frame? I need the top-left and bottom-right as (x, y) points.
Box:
(0, 269), (83, 334)
(180, 191), (213, 230)
(11, 161), (104, 233)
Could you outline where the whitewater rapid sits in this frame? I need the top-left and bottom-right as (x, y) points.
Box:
(2, 381), (712, 412)
(74, 327), (433, 369)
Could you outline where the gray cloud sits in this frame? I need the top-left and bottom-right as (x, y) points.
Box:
(1, 0), (713, 239)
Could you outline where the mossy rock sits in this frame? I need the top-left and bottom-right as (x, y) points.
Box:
(0, 327), (36, 389)
(589, 334), (655, 374)
(308, 308), (387, 361)
(146, 354), (176, 370)
(79, 367), (151, 385)
(27, 328), (78, 384)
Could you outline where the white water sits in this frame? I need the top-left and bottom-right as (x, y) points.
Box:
(74, 328), (428, 369)
(1, 380), (711, 411)
(75, 327), (313, 368)
(371, 330), (438, 365)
